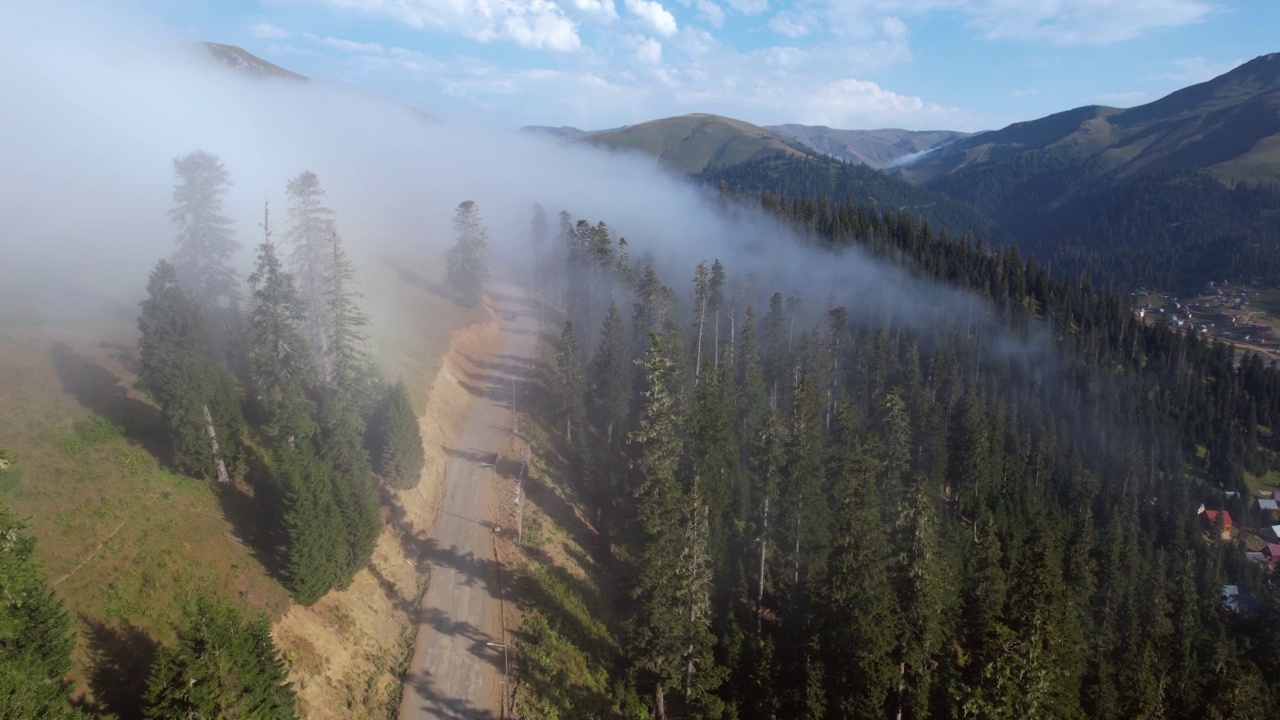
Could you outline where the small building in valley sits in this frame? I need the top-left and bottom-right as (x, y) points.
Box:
(1199, 507), (1233, 539)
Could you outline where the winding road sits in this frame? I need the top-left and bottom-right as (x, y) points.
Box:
(399, 283), (538, 720)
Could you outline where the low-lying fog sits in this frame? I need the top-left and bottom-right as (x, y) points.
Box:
(0, 0), (995, 346)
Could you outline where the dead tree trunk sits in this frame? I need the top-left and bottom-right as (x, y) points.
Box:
(203, 405), (230, 484)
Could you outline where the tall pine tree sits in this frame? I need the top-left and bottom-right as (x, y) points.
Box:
(446, 200), (490, 307)
(284, 170), (338, 369)
(169, 150), (239, 309)
(247, 201), (316, 443)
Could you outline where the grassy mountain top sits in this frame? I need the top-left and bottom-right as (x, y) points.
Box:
(768, 125), (971, 168)
(190, 42), (308, 82)
(578, 113), (818, 174)
(522, 125), (590, 141)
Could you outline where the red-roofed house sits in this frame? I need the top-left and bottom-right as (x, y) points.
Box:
(1265, 544), (1280, 563)
(1200, 509), (1234, 539)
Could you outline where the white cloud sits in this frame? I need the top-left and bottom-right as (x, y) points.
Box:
(693, 0), (725, 27)
(624, 0), (678, 36)
(962, 0), (1216, 45)
(760, 1), (1214, 46)
(304, 32), (387, 54)
(318, 0), (582, 51)
(881, 16), (908, 40)
(1162, 55), (1244, 85)
(1011, 87), (1038, 97)
(634, 36), (663, 64)
(572, 0), (618, 21)
(768, 11), (813, 38)
(723, 0), (767, 13)
(803, 77), (967, 128)
(249, 22), (293, 39)
(266, 43), (322, 57)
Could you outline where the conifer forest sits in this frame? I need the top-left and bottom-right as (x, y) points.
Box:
(517, 192), (1280, 719)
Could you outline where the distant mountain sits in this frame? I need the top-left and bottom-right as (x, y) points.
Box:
(522, 113), (994, 234)
(574, 113), (819, 174)
(191, 42), (308, 82)
(522, 125), (590, 142)
(767, 125), (971, 168)
(899, 53), (1280, 187)
(893, 52), (1280, 291)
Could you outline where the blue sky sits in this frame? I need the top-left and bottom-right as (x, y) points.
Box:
(137, 0), (1279, 132)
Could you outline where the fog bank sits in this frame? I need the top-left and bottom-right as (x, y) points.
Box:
(0, 1), (1003, 351)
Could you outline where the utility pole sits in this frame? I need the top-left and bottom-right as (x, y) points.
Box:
(516, 439), (527, 544)
(511, 377), (518, 435)
(486, 641), (509, 718)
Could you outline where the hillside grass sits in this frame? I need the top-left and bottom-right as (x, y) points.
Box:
(0, 250), (477, 716)
(509, 343), (631, 720)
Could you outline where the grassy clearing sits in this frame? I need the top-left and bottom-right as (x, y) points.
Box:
(0, 314), (290, 715)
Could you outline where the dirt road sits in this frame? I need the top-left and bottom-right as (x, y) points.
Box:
(399, 284), (537, 720)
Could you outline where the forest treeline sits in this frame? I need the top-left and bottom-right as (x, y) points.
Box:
(705, 152), (1280, 294)
(524, 189), (1280, 719)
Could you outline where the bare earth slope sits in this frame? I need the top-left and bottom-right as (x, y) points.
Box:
(400, 283), (537, 720)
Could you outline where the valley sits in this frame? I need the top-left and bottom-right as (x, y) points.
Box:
(3, 10), (1280, 720)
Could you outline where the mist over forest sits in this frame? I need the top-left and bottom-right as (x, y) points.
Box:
(0, 1), (1008, 354)
(5, 2), (1280, 720)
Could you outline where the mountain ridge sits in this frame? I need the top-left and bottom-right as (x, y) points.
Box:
(897, 52), (1280, 186)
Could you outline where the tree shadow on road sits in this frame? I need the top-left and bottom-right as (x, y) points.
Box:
(405, 667), (500, 720)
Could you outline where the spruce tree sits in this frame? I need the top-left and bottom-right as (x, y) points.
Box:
(317, 397), (381, 587)
(445, 200), (490, 307)
(819, 415), (898, 718)
(590, 304), (630, 455)
(627, 335), (689, 720)
(553, 321), (587, 443)
(891, 471), (948, 720)
(692, 261), (711, 383)
(321, 230), (374, 407)
(0, 508), (83, 720)
(708, 260), (726, 366)
(274, 443), (344, 604)
(247, 202), (316, 443)
(169, 150), (239, 309)
(143, 594), (296, 719)
(137, 260), (236, 479)
(375, 381), (425, 490)
(531, 202), (549, 290)
(284, 171), (338, 367)
(736, 306), (768, 444)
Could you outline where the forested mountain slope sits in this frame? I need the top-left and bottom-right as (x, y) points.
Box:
(516, 190), (1280, 718)
(891, 53), (1280, 290)
(898, 53), (1280, 186)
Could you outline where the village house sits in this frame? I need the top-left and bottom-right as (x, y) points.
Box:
(1198, 506), (1233, 539)
(1259, 497), (1280, 519)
